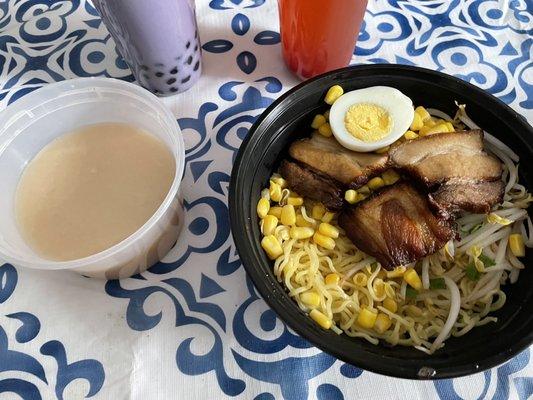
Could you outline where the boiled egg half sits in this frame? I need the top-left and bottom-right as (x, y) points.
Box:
(329, 86), (414, 152)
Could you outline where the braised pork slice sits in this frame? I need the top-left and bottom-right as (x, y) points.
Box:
(338, 182), (454, 269)
(289, 132), (388, 188)
(280, 160), (344, 210)
(429, 180), (505, 219)
(389, 130), (502, 187)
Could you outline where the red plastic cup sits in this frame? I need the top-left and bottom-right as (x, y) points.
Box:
(278, 0), (368, 80)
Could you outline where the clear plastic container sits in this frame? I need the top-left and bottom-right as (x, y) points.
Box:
(0, 77), (185, 279)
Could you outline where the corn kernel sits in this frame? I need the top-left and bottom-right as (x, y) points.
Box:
(383, 297), (398, 313)
(290, 226), (315, 240)
(261, 188), (270, 199)
(301, 291), (321, 307)
(375, 146), (390, 154)
(269, 181), (282, 202)
(269, 206), (282, 219)
(322, 211), (335, 223)
(419, 123), (448, 136)
(281, 205), (296, 226)
(271, 176), (287, 188)
(318, 122), (333, 137)
(445, 122), (455, 132)
(287, 196), (304, 206)
(353, 272), (368, 286)
(367, 177), (385, 190)
(404, 268), (422, 290)
(374, 313), (392, 333)
(345, 189), (358, 204)
(309, 309), (332, 329)
(382, 170), (400, 185)
(257, 198), (270, 219)
(358, 185), (370, 194)
(386, 266), (406, 278)
(410, 113), (423, 131)
(318, 222), (339, 239)
(404, 130), (419, 140)
(373, 279), (385, 298)
(261, 235), (283, 259)
(313, 232), (336, 250)
(424, 118), (437, 128)
(384, 282), (395, 299)
(262, 215), (278, 236)
(357, 307), (378, 329)
(509, 233), (525, 257)
(414, 106), (431, 122)
(325, 273), (340, 285)
(312, 203), (326, 220)
(323, 110), (330, 120)
(296, 214), (315, 228)
(355, 192), (366, 203)
(324, 85), (344, 105)
(311, 114), (326, 129)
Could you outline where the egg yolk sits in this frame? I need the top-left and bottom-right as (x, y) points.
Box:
(344, 103), (392, 142)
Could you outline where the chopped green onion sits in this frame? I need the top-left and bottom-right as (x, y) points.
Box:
(465, 262), (480, 281)
(406, 286), (418, 298)
(430, 278), (446, 290)
(479, 254), (496, 268)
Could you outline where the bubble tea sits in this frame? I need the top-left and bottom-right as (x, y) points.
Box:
(93, 0), (201, 95)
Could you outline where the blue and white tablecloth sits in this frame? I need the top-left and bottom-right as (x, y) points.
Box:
(0, 1), (532, 399)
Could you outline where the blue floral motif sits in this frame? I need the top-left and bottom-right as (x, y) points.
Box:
(434, 349), (533, 400)
(0, 325), (47, 384)
(0, 264), (17, 303)
(431, 38), (510, 98)
(6, 312), (41, 343)
(216, 246), (241, 276)
(0, 264), (105, 399)
(15, 0), (79, 44)
(233, 276), (311, 354)
(356, 9), (412, 56)
(232, 13), (250, 36)
(233, 351), (336, 400)
(340, 363), (363, 378)
(203, 5), (280, 74)
(105, 278), (246, 396)
(150, 196), (231, 275)
(253, 31), (280, 45)
(316, 384), (344, 400)
(178, 102), (219, 165)
(202, 39), (234, 54)
(41, 341), (105, 400)
(209, 0), (265, 11)
(236, 50), (256, 74)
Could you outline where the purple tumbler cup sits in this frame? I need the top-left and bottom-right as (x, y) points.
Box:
(93, 0), (201, 96)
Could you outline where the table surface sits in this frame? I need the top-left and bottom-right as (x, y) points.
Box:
(0, 0), (532, 399)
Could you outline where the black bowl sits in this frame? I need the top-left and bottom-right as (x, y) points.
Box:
(229, 65), (533, 379)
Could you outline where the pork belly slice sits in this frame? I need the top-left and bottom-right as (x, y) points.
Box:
(338, 182), (454, 269)
(429, 180), (505, 219)
(280, 160), (344, 211)
(289, 132), (389, 188)
(389, 130), (502, 187)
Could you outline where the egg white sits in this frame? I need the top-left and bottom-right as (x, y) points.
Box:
(329, 86), (414, 152)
